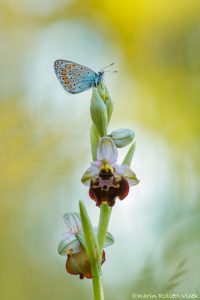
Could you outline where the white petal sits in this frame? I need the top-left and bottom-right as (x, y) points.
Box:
(93, 228), (115, 248)
(114, 164), (124, 175)
(63, 212), (82, 233)
(115, 164), (139, 186)
(61, 231), (76, 242)
(58, 238), (81, 256)
(81, 166), (99, 186)
(97, 137), (118, 164)
(104, 231), (115, 247)
(76, 232), (86, 249)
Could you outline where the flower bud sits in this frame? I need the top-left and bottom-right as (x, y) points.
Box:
(104, 90), (114, 124)
(90, 89), (108, 137)
(110, 129), (135, 148)
(97, 83), (114, 124)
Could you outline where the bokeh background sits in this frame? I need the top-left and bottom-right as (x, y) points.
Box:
(0, 1), (200, 299)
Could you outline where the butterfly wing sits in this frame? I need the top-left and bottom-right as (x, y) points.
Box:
(54, 60), (97, 94)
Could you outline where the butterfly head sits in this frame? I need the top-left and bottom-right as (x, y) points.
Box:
(94, 71), (104, 87)
(95, 62), (117, 86)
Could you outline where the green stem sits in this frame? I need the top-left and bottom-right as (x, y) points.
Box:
(92, 263), (104, 300)
(97, 203), (112, 253)
(79, 201), (104, 300)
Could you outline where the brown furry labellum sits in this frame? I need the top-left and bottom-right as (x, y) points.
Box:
(89, 167), (129, 207)
(66, 246), (106, 279)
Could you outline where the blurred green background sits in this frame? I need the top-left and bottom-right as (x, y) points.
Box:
(0, 1), (200, 299)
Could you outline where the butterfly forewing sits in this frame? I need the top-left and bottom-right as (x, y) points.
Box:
(54, 60), (97, 94)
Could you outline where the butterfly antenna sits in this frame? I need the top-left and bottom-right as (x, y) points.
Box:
(100, 62), (115, 71)
(104, 70), (118, 73)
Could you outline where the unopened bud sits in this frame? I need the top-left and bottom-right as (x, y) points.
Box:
(110, 129), (135, 148)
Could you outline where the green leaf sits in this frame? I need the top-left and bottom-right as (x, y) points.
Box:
(122, 142), (136, 166)
(90, 124), (99, 160)
(90, 89), (108, 137)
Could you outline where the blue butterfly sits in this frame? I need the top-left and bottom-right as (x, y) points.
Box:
(54, 60), (115, 94)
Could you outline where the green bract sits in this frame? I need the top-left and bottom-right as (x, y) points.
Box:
(122, 142), (136, 166)
(90, 89), (108, 137)
(110, 128), (135, 148)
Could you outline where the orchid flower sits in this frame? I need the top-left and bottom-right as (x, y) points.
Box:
(81, 137), (139, 206)
(58, 212), (114, 279)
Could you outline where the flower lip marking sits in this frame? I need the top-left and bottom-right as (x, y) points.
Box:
(99, 161), (114, 177)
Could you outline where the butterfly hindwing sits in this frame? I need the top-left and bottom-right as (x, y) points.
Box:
(54, 60), (97, 94)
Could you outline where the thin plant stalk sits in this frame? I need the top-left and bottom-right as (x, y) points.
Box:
(98, 203), (112, 254)
(91, 263), (104, 300)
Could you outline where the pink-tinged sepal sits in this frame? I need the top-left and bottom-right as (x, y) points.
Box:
(97, 137), (118, 164)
